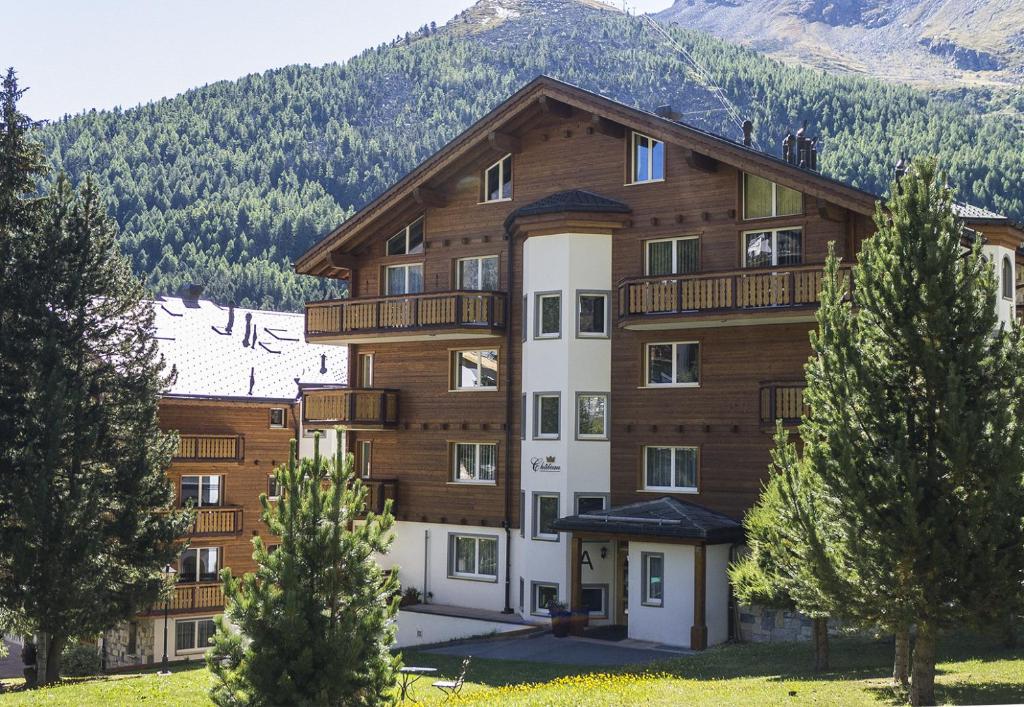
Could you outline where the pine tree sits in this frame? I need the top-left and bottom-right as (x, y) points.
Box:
(773, 159), (1024, 705)
(208, 432), (401, 706)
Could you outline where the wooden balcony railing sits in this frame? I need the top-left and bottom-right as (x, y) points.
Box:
(618, 264), (852, 322)
(303, 388), (399, 428)
(141, 582), (225, 616)
(305, 291), (507, 339)
(759, 382), (809, 427)
(186, 506), (243, 536)
(174, 435), (243, 462)
(365, 478), (398, 516)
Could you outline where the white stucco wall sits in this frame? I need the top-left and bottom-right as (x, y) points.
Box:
(627, 542), (695, 647)
(706, 543), (732, 647)
(983, 243), (1017, 328)
(393, 610), (523, 648)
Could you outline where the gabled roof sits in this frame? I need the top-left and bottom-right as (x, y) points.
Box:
(551, 496), (743, 543)
(152, 296), (347, 402)
(505, 189), (631, 227)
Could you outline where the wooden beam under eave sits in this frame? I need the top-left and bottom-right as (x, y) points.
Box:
(816, 197), (845, 223)
(686, 150), (719, 174)
(590, 113), (625, 139)
(538, 95), (573, 119)
(488, 130), (521, 154)
(328, 249), (357, 270)
(412, 186), (446, 208)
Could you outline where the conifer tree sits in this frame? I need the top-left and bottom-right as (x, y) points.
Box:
(0, 69), (188, 683)
(770, 159), (1024, 705)
(208, 432), (401, 706)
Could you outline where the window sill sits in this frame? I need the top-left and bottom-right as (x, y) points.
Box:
(447, 480), (498, 487)
(534, 334), (562, 341)
(448, 387), (499, 393)
(639, 487), (699, 495)
(640, 601), (664, 608)
(576, 332), (609, 339)
(531, 534), (560, 543)
(575, 435), (609, 442)
(448, 574), (499, 583)
(532, 436), (561, 442)
(478, 198), (513, 205)
(624, 179), (666, 187)
(175, 648), (208, 656)
(639, 383), (700, 389)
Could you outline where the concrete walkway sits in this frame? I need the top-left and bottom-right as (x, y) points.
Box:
(421, 632), (692, 666)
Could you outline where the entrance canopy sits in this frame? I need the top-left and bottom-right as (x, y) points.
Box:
(552, 496), (743, 544)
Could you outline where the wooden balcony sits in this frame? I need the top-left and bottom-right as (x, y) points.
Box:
(140, 583), (225, 617)
(185, 506), (243, 536)
(759, 382), (809, 428)
(174, 435), (244, 462)
(302, 388), (399, 430)
(364, 478), (398, 516)
(617, 264), (852, 330)
(305, 290), (507, 344)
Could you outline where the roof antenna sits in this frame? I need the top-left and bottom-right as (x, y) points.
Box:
(742, 119), (753, 147)
(248, 367), (255, 396)
(320, 353), (328, 374)
(226, 301), (235, 334)
(242, 312), (252, 347)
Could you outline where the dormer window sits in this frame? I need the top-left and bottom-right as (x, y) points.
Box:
(386, 217), (424, 256)
(628, 132), (664, 184)
(743, 173), (802, 220)
(483, 154), (513, 202)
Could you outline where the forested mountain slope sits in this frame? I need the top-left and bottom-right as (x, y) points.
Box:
(35, 0), (1024, 309)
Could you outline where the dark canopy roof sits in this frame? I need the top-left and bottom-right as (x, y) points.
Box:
(552, 496), (743, 544)
(504, 189), (631, 229)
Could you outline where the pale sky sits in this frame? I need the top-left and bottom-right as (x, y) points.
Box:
(6, 0), (669, 121)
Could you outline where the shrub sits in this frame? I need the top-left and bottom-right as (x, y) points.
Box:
(61, 643), (101, 677)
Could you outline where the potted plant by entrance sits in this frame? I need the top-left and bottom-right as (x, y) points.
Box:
(547, 601), (571, 638)
(568, 606), (590, 636)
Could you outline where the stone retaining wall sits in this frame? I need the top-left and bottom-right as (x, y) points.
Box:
(738, 605), (840, 643)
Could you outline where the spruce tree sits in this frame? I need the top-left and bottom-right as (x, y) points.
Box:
(0, 71), (188, 683)
(772, 159), (1024, 705)
(208, 432), (401, 706)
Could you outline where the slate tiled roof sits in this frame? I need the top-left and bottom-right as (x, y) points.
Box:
(152, 296), (347, 402)
(502, 189), (631, 229)
(953, 202), (1011, 222)
(552, 496), (743, 543)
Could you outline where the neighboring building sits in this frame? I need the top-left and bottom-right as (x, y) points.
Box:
(294, 75), (1024, 648)
(105, 293), (348, 667)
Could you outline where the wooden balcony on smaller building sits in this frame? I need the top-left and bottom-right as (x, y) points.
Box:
(618, 264), (852, 330)
(303, 388), (399, 429)
(174, 435), (244, 462)
(140, 583), (225, 617)
(186, 506), (243, 536)
(364, 478), (398, 516)
(759, 381), (809, 429)
(305, 290), (507, 344)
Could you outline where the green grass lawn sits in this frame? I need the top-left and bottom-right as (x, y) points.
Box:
(1, 632), (1021, 706)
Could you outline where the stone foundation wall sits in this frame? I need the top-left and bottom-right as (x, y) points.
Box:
(738, 605), (840, 643)
(104, 619), (154, 668)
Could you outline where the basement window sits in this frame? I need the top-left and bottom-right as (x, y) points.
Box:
(482, 154), (513, 202)
(449, 534), (498, 581)
(174, 618), (216, 654)
(628, 131), (664, 184)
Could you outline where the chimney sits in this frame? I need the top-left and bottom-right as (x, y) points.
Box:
(654, 104), (680, 121)
(226, 302), (235, 334)
(782, 120), (819, 171)
(186, 283), (204, 300)
(320, 354), (328, 375)
(782, 132), (795, 164)
(250, 320), (257, 349)
(894, 157), (908, 181)
(742, 119), (753, 147)
(242, 312), (252, 347)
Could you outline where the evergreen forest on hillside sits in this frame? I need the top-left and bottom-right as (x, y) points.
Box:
(30, 0), (1024, 309)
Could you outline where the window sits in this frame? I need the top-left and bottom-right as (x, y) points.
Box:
(644, 446), (699, 492)
(533, 493), (560, 541)
(531, 582), (560, 615)
(742, 173), (802, 220)
(641, 552), (665, 607)
(358, 440), (372, 479)
(645, 342), (699, 386)
(483, 154), (513, 202)
(534, 393), (560, 439)
(519, 490), (525, 538)
(535, 292), (561, 338)
(576, 292), (609, 337)
(448, 534), (498, 581)
(179, 547), (220, 583)
(575, 494), (608, 515)
(576, 393), (608, 440)
(175, 618), (216, 654)
(384, 263), (423, 295)
(1002, 256), (1013, 299)
(458, 255), (500, 290)
(267, 475), (281, 500)
(452, 442), (497, 483)
(522, 295), (527, 343)
(269, 408), (286, 428)
(452, 350), (498, 390)
(358, 353), (374, 388)
(519, 577), (525, 611)
(645, 237), (699, 276)
(521, 394), (526, 441)
(629, 131), (665, 184)
(581, 585), (609, 618)
(743, 228), (802, 268)
(266, 543), (280, 554)
(181, 475), (221, 507)
(386, 217), (424, 256)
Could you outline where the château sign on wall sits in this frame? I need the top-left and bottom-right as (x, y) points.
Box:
(530, 455), (562, 472)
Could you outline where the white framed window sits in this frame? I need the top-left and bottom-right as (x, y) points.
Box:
(386, 217), (424, 256)
(448, 534), (498, 581)
(531, 582), (560, 616)
(266, 475), (281, 501)
(519, 490), (525, 538)
(645, 236), (699, 276)
(179, 547), (220, 583)
(581, 584), (609, 618)
(181, 475), (221, 507)
(358, 440), (372, 479)
(174, 618), (216, 654)
(533, 492), (560, 541)
(576, 393), (608, 440)
(645, 342), (699, 387)
(641, 552), (665, 607)
(535, 292), (561, 339)
(1002, 256), (1013, 299)
(576, 292), (609, 338)
(451, 350), (498, 390)
(743, 173), (802, 220)
(519, 577), (525, 611)
(452, 442), (497, 483)
(743, 228), (802, 268)
(534, 393), (560, 440)
(644, 446), (699, 493)
(629, 131), (664, 184)
(358, 353), (374, 388)
(457, 255), (500, 291)
(575, 494), (608, 515)
(269, 407), (286, 428)
(384, 263), (423, 295)
(482, 154), (513, 202)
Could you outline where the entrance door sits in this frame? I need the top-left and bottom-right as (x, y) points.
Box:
(615, 540), (629, 625)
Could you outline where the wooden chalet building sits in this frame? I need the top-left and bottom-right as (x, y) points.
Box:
(294, 75), (1024, 649)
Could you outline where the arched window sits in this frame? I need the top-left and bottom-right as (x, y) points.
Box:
(1002, 256), (1013, 299)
